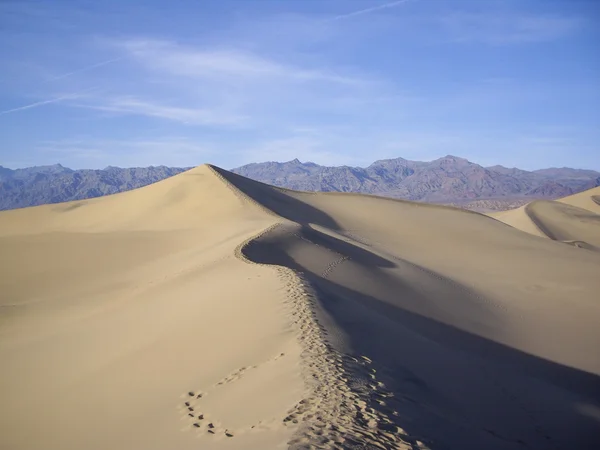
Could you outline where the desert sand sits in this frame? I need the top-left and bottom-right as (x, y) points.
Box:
(1, 165), (599, 450)
(491, 186), (600, 249)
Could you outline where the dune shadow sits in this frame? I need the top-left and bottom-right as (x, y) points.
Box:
(299, 225), (396, 269)
(211, 166), (342, 230)
(53, 201), (86, 212)
(312, 277), (600, 450)
(243, 225), (600, 450)
(526, 201), (600, 248)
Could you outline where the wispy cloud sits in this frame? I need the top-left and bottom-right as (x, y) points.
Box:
(440, 13), (582, 44)
(0, 87), (97, 116)
(31, 36), (379, 129)
(44, 57), (123, 82)
(331, 0), (413, 21)
(116, 39), (364, 85)
(73, 96), (247, 126)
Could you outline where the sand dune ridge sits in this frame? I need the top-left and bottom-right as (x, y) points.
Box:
(491, 186), (600, 250)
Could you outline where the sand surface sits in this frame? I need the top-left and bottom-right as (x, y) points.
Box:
(488, 205), (547, 238)
(1, 166), (600, 450)
(491, 186), (600, 250)
(558, 186), (600, 214)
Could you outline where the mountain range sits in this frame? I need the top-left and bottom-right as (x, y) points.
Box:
(1, 156), (599, 211)
(236, 155), (600, 211)
(0, 164), (188, 211)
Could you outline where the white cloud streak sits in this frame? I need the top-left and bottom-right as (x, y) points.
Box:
(331, 0), (412, 21)
(44, 57), (124, 82)
(0, 87), (98, 116)
(73, 96), (247, 126)
(117, 39), (363, 85)
(58, 38), (377, 129)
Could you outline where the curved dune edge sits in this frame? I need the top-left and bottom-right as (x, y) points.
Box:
(207, 165), (424, 449)
(212, 166), (600, 449)
(557, 186), (600, 214)
(525, 201), (600, 249)
(488, 205), (547, 238)
(490, 187), (600, 250)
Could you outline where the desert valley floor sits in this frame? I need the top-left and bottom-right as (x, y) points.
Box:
(1, 165), (599, 450)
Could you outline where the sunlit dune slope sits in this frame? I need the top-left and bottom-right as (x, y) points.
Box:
(558, 186), (600, 214)
(487, 204), (546, 238)
(0, 165), (304, 450)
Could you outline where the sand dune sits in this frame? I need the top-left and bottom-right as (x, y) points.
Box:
(1, 165), (600, 450)
(491, 186), (600, 250)
(558, 186), (600, 214)
(0, 166), (303, 450)
(525, 201), (600, 249)
(488, 205), (547, 238)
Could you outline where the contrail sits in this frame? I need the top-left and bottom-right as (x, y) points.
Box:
(331, 0), (413, 21)
(0, 87), (98, 116)
(45, 57), (123, 82)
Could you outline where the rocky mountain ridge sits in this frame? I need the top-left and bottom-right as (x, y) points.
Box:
(232, 156), (600, 207)
(1, 156), (598, 211)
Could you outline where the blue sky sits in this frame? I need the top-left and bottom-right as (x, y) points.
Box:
(1, 0), (598, 170)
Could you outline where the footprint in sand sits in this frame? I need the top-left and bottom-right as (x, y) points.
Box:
(180, 352), (289, 437)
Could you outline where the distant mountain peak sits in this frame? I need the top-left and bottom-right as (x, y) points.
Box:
(371, 156), (408, 162)
(31, 163), (66, 169)
(436, 155), (471, 163)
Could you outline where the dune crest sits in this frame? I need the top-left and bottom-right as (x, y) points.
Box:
(0, 165), (304, 450)
(558, 186), (600, 214)
(2, 165), (600, 450)
(490, 186), (600, 250)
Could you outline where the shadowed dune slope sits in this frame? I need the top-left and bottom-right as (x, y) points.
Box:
(212, 166), (600, 450)
(490, 187), (600, 250)
(526, 200), (600, 249)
